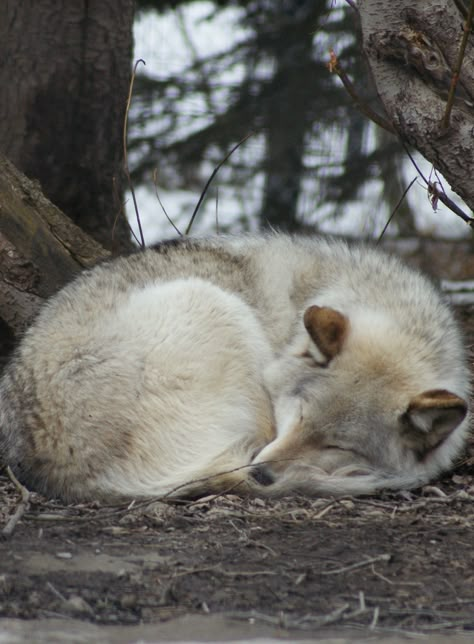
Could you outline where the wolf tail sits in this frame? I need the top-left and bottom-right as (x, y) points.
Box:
(248, 462), (431, 498)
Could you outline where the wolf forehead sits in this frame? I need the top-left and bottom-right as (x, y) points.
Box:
(308, 253), (466, 357)
(293, 309), (448, 397)
(341, 307), (453, 371)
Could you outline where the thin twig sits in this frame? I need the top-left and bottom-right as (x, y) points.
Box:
(159, 455), (298, 501)
(214, 568), (277, 578)
(173, 564), (277, 579)
(454, 0), (469, 20)
(342, 590), (371, 620)
(427, 181), (473, 226)
(402, 143), (474, 227)
(46, 581), (67, 603)
(123, 59), (146, 249)
(112, 177), (143, 246)
(330, 38), (474, 229)
(376, 176), (418, 245)
(188, 481), (247, 506)
(327, 49), (396, 134)
(185, 133), (254, 235)
(321, 553), (391, 575)
(225, 604), (350, 630)
(2, 466), (30, 538)
(371, 564), (423, 587)
(152, 169), (182, 236)
(442, 0), (474, 129)
(313, 498), (340, 519)
(370, 606), (380, 630)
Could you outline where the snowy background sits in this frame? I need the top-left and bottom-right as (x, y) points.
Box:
(127, 3), (471, 245)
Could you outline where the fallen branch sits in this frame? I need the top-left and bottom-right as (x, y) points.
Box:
(321, 553), (392, 575)
(225, 603), (350, 630)
(2, 466), (31, 538)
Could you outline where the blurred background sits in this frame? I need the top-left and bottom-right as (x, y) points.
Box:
(127, 0), (470, 243)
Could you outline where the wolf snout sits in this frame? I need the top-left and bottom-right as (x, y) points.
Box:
(250, 464), (275, 486)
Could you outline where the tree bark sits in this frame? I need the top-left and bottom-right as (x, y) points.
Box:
(0, 153), (109, 357)
(358, 0), (474, 217)
(0, 0), (135, 252)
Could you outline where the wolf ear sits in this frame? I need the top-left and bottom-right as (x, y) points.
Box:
(303, 305), (349, 362)
(401, 389), (468, 453)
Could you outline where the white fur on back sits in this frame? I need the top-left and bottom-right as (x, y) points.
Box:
(0, 233), (469, 500)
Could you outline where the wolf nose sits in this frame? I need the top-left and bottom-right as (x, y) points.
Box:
(250, 464), (275, 486)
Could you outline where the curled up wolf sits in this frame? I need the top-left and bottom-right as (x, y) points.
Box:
(0, 234), (470, 502)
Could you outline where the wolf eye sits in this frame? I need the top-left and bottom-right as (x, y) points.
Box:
(325, 444), (355, 454)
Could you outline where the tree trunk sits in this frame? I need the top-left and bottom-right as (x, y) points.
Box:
(0, 0), (135, 253)
(0, 153), (109, 360)
(259, 4), (318, 231)
(358, 0), (474, 218)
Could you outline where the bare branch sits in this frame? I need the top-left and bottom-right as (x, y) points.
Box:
(376, 177), (418, 244)
(2, 466), (30, 538)
(403, 144), (474, 227)
(185, 133), (254, 235)
(123, 59), (146, 249)
(328, 49), (396, 134)
(152, 169), (183, 237)
(442, 0), (474, 129)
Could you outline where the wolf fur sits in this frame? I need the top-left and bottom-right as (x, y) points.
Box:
(0, 233), (470, 500)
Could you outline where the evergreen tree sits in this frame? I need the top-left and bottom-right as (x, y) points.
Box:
(131, 0), (414, 233)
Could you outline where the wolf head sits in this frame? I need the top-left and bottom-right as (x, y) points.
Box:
(252, 300), (469, 496)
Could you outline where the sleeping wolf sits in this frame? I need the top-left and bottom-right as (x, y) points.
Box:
(0, 233), (469, 500)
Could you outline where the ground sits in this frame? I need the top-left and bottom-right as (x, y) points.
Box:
(0, 304), (472, 643)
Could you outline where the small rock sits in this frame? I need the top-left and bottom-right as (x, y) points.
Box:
(0, 574), (13, 594)
(28, 591), (41, 607)
(120, 593), (138, 609)
(63, 595), (94, 616)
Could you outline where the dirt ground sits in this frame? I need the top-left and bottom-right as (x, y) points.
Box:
(0, 303), (473, 642)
